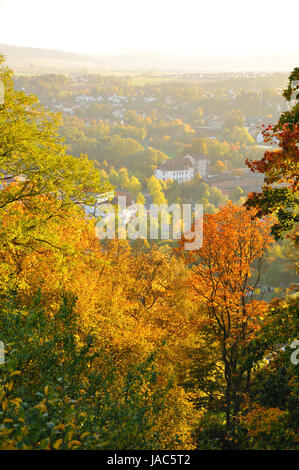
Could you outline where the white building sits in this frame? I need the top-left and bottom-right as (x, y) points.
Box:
(154, 154), (207, 183)
(256, 132), (265, 144)
(256, 131), (279, 146)
(75, 95), (103, 103)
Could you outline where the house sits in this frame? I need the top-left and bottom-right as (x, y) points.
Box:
(76, 95), (103, 103)
(256, 131), (279, 146)
(256, 132), (265, 144)
(144, 97), (156, 103)
(112, 109), (126, 119)
(108, 94), (128, 104)
(154, 154), (208, 183)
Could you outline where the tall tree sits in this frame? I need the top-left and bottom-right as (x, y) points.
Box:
(245, 67), (299, 243)
(0, 55), (111, 251)
(178, 204), (273, 441)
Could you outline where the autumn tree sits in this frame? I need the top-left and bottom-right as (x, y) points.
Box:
(0, 55), (111, 254)
(128, 175), (142, 196)
(136, 192), (146, 205)
(231, 186), (245, 203)
(223, 110), (245, 130)
(179, 204), (273, 441)
(245, 67), (299, 242)
(238, 295), (299, 450)
(147, 176), (167, 204)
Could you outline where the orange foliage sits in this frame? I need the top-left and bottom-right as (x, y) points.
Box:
(0, 197), (196, 375)
(178, 203), (274, 434)
(179, 203), (273, 341)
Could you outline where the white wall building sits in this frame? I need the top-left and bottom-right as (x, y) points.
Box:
(154, 154), (207, 183)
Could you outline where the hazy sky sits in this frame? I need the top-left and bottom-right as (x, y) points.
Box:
(0, 0), (298, 57)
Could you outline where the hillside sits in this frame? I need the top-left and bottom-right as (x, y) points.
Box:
(0, 43), (107, 73)
(0, 43), (297, 74)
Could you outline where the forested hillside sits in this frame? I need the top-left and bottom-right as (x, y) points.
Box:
(0, 56), (298, 450)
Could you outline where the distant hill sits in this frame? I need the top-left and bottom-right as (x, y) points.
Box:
(0, 43), (296, 74)
(0, 44), (108, 73)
